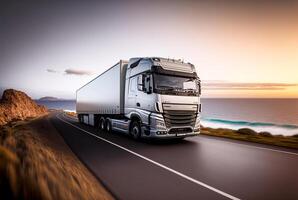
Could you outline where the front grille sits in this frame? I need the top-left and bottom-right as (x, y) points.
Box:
(168, 127), (193, 134)
(163, 110), (197, 128)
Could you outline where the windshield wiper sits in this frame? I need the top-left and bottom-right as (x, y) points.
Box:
(158, 86), (197, 94)
(184, 88), (196, 91)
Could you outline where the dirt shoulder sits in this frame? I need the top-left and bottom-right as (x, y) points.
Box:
(0, 115), (113, 200)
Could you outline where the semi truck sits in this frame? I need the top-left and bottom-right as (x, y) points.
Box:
(76, 57), (201, 139)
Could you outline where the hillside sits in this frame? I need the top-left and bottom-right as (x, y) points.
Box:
(0, 89), (48, 126)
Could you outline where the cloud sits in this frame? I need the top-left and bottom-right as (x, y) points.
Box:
(46, 68), (94, 76)
(202, 81), (298, 90)
(46, 68), (58, 73)
(64, 69), (93, 76)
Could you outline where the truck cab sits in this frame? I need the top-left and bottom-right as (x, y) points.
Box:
(124, 57), (201, 139)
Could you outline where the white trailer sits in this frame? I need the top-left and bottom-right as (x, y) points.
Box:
(76, 60), (128, 116)
(76, 57), (201, 140)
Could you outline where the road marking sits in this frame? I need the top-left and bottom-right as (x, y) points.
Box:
(56, 113), (240, 200)
(200, 136), (298, 157)
(62, 114), (77, 122)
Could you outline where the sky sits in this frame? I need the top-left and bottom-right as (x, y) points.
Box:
(0, 0), (298, 99)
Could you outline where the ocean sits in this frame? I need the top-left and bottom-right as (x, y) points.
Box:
(36, 99), (298, 136)
(35, 100), (76, 112)
(201, 99), (298, 136)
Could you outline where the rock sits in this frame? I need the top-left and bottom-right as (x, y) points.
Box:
(236, 128), (257, 135)
(0, 89), (48, 126)
(259, 131), (272, 137)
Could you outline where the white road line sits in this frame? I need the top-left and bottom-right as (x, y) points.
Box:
(56, 114), (240, 200)
(201, 136), (298, 157)
(61, 113), (77, 122)
(64, 115), (77, 122)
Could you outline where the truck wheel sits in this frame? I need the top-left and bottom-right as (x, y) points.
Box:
(130, 121), (141, 140)
(78, 114), (82, 123)
(106, 119), (112, 133)
(99, 117), (105, 131)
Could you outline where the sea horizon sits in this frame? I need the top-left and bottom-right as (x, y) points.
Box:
(36, 98), (298, 136)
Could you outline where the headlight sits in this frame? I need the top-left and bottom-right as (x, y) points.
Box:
(156, 120), (165, 128)
(150, 114), (166, 129)
(195, 115), (200, 128)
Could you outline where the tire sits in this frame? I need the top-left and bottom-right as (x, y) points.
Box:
(130, 120), (141, 140)
(99, 117), (106, 131)
(78, 114), (82, 123)
(106, 119), (112, 133)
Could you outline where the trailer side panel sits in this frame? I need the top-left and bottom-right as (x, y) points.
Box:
(76, 61), (127, 115)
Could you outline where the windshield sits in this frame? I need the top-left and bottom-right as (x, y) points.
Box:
(153, 74), (200, 96)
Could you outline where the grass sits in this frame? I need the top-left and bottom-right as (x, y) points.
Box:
(0, 117), (113, 200)
(201, 126), (298, 150)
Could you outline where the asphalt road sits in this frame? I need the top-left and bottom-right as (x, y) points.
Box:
(51, 113), (298, 200)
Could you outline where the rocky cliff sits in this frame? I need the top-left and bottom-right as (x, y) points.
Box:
(0, 89), (48, 126)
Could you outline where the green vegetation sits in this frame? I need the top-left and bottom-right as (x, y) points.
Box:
(201, 126), (298, 149)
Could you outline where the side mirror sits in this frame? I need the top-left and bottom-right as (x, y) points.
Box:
(143, 74), (152, 94)
(197, 79), (201, 95)
(136, 74), (152, 94)
(137, 75), (144, 91)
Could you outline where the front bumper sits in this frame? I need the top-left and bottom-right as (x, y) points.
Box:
(141, 112), (200, 139)
(148, 130), (200, 139)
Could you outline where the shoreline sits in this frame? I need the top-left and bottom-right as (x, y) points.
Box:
(201, 118), (298, 137)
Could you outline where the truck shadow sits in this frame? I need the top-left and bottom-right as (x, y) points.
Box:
(140, 137), (195, 146)
(102, 129), (197, 147)
(70, 119), (198, 148)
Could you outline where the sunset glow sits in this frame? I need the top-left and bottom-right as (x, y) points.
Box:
(1, 1), (297, 98)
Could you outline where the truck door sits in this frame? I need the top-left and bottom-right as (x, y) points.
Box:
(136, 74), (154, 111)
(127, 76), (137, 111)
